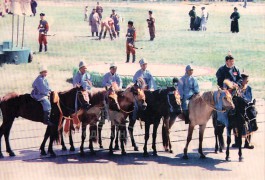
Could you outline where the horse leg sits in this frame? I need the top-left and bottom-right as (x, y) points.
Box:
(152, 121), (160, 156)
(2, 118), (15, 156)
(69, 128), (75, 151)
(162, 118), (169, 152)
(214, 127), (219, 154)
(226, 128), (232, 161)
(109, 125), (115, 155)
(0, 123), (4, 158)
(120, 124), (127, 155)
(47, 127), (57, 157)
(114, 125), (120, 150)
(98, 121), (104, 148)
(60, 128), (67, 151)
(143, 123), (150, 157)
(183, 124), (195, 159)
(168, 116), (176, 153)
(198, 124), (206, 158)
(128, 115), (138, 151)
(80, 124), (87, 155)
(89, 125), (97, 155)
(40, 126), (50, 156)
(238, 129), (243, 161)
(219, 126), (225, 152)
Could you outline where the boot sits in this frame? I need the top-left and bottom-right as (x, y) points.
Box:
(44, 45), (47, 52)
(183, 110), (190, 124)
(132, 54), (136, 63)
(126, 54), (130, 63)
(244, 135), (254, 149)
(96, 32), (98, 37)
(43, 111), (54, 126)
(110, 33), (113, 40)
(99, 31), (103, 40)
(39, 44), (42, 52)
(117, 32), (119, 37)
(232, 134), (240, 148)
(92, 32), (94, 37)
(103, 31), (107, 39)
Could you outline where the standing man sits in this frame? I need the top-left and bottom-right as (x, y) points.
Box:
(133, 58), (157, 91)
(102, 63), (122, 89)
(125, 21), (136, 63)
(38, 13), (49, 52)
(84, 6), (88, 21)
(89, 8), (100, 37)
(200, 7), (208, 31)
(31, 65), (53, 126)
(73, 61), (93, 91)
(189, 6), (196, 31)
(178, 65), (199, 124)
(110, 9), (120, 37)
(30, 0), (37, 16)
(96, 1), (103, 20)
(216, 53), (242, 91)
(230, 7), (240, 33)
(147, 10), (155, 41)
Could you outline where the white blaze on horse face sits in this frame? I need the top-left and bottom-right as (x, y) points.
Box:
(137, 89), (146, 101)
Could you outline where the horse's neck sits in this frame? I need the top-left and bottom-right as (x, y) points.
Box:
(90, 90), (105, 106)
(202, 91), (215, 107)
(59, 89), (76, 113)
(119, 89), (134, 110)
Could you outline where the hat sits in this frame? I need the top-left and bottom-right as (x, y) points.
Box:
(234, 7), (238, 10)
(241, 73), (249, 79)
(112, 9), (115, 12)
(185, 65), (193, 71)
(139, 58), (147, 66)
(192, 6), (196, 9)
(149, 10), (153, 14)
(39, 65), (47, 73)
(40, 13), (45, 16)
(110, 63), (117, 69)
(79, 61), (87, 69)
(128, 21), (133, 25)
(201, 7), (205, 10)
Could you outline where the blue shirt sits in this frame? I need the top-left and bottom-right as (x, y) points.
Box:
(242, 86), (252, 103)
(102, 72), (122, 88)
(31, 75), (51, 101)
(73, 71), (92, 90)
(133, 69), (157, 90)
(178, 74), (199, 100)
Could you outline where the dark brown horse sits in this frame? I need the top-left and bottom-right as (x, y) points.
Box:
(0, 86), (88, 158)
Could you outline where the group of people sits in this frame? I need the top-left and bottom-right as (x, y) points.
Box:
(189, 6), (240, 33)
(0, 0), (38, 17)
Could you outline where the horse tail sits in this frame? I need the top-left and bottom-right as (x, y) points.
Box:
(162, 122), (168, 149)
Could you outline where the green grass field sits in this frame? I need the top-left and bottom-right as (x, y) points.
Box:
(0, 1), (264, 98)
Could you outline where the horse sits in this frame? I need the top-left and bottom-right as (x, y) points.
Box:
(213, 97), (258, 161)
(0, 86), (88, 158)
(38, 87), (89, 156)
(182, 89), (235, 159)
(59, 86), (120, 155)
(105, 82), (147, 155)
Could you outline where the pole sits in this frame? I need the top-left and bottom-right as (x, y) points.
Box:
(21, 15), (25, 48)
(11, 14), (14, 49)
(16, 15), (19, 47)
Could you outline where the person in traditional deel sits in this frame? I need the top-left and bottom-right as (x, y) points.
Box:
(73, 61), (93, 91)
(147, 10), (155, 41)
(230, 7), (240, 33)
(125, 20), (136, 63)
(200, 7), (209, 31)
(233, 73), (256, 149)
(30, 0), (37, 17)
(31, 65), (53, 126)
(188, 6), (196, 31)
(133, 58), (157, 91)
(89, 8), (100, 37)
(178, 65), (199, 124)
(38, 13), (49, 52)
(216, 52), (242, 92)
(102, 63), (122, 89)
(96, 1), (103, 20)
(110, 9), (120, 37)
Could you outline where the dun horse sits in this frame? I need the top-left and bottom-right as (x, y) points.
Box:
(183, 89), (235, 159)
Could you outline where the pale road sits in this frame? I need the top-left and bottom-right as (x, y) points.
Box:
(0, 100), (264, 180)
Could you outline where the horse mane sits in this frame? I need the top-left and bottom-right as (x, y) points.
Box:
(1, 92), (20, 102)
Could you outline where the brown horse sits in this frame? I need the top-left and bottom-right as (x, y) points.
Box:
(183, 89), (235, 159)
(0, 87), (88, 158)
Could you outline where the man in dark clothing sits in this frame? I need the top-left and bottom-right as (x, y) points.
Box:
(216, 53), (242, 92)
(189, 6), (196, 31)
(96, 1), (103, 20)
(230, 7), (240, 33)
(147, 10), (155, 41)
(38, 13), (49, 52)
(31, 0), (37, 16)
(125, 21), (136, 63)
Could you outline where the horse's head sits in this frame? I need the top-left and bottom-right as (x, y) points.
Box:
(131, 81), (147, 110)
(107, 86), (120, 111)
(75, 86), (90, 109)
(245, 99), (258, 132)
(218, 89), (235, 111)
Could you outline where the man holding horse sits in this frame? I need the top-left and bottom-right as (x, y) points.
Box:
(178, 65), (199, 124)
(31, 65), (53, 126)
(73, 61), (92, 91)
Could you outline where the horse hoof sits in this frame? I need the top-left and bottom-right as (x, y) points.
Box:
(114, 145), (120, 150)
(134, 146), (139, 151)
(122, 151), (127, 156)
(70, 147), (75, 152)
(165, 149), (169, 152)
(219, 149), (223, 153)
(40, 150), (47, 156)
(169, 150), (173, 154)
(143, 152), (149, 157)
(200, 155), (206, 159)
(0, 153), (4, 158)
(239, 157), (244, 162)
(99, 145), (104, 149)
(8, 151), (16, 157)
(225, 157), (230, 161)
(109, 151), (114, 156)
(62, 146), (67, 151)
(153, 152), (158, 156)
(215, 150), (218, 154)
(182, 155), (189, 160)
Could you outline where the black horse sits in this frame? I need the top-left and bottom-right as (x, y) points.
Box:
(125, 88), (182, 156)
(213, 96), (258, 161)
